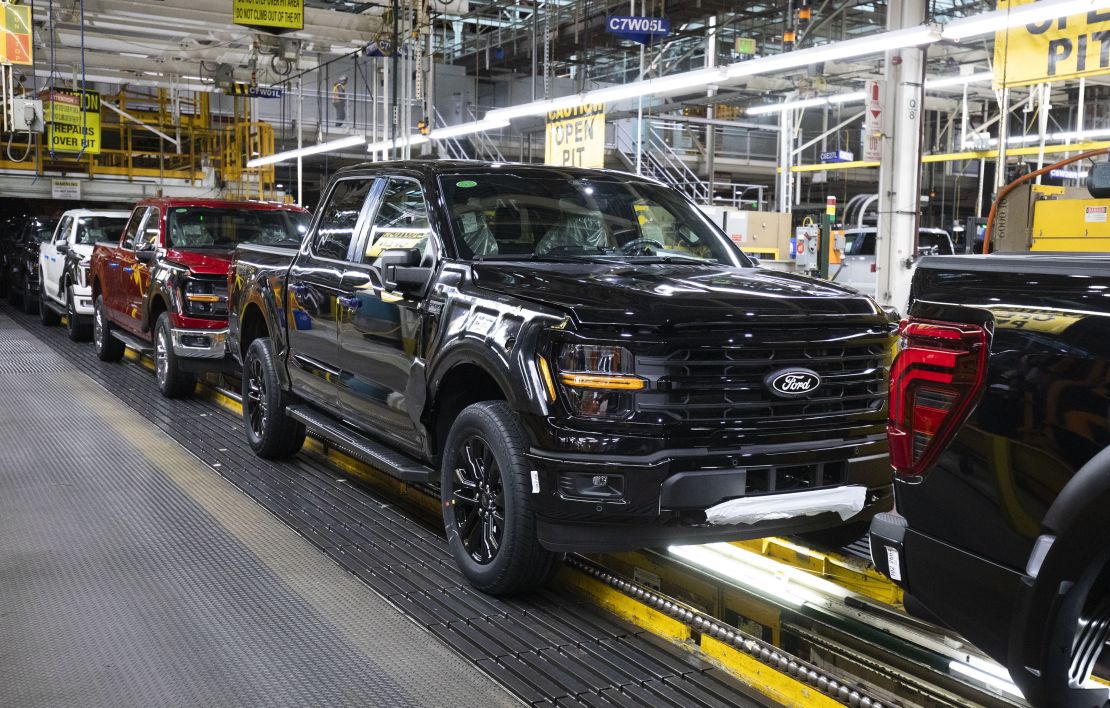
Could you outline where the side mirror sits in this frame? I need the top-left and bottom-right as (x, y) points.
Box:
(55, 239), (69, 253)
(1089, 162), (1110, 198)
(135, 246), (156, 264)
(379, 247), (430, 293)
(748, 255), (761, 267)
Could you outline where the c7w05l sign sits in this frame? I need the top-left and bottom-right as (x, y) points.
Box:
(606, 16), (670, 44)
(994, 0), (1110, 87)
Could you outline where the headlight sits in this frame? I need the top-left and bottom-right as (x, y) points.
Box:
(553, 344), (644, 419)
(78, 260), (91, 287)
(182, 277), (228, 317)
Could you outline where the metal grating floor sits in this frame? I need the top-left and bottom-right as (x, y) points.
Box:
(0, 313), (517, 708)
(0, 305), (772, 708)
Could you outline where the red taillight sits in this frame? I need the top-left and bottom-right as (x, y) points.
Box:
(887, 318), (988, 479)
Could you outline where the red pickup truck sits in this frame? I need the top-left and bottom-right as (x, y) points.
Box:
(89, 198), (309, 397)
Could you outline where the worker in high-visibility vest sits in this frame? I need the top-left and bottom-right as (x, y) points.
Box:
(332, 76), (348, 127)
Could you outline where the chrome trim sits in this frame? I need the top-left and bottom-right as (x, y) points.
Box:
(170, 326), (228, 359)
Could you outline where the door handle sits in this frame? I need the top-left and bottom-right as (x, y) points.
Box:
(337, 295), (362, 310)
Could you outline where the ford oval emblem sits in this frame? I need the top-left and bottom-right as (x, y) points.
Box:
(766, 368), (822, 398)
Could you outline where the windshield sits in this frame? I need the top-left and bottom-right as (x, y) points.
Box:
(75, 216), (128, 246)
(166, 207), (309, 248)
(918, 230), (954, 255)
(438, 172), (749, 266)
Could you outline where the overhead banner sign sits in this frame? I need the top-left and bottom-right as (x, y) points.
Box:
(544, 104), (605, 169)
(994, 0), (1110, 87)
(1, 3), (32, 65)
(233, 0), (303, 31)
(41, 88), (101, 155)
(606, 16), (670, 45)
(228, 82), (285, 99)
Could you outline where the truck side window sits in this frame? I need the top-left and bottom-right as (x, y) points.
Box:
(138, 209), (161, 250)
(121, 208), (146, 250)
(54, 216), (73, 243)
(363, 178), (432, 261)
(312, 178), (374, 261)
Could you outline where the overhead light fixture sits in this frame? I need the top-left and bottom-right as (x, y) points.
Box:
(486, 94), (586, 121)
(727, 24), (941, 80)
(746, 90), (867, 116)
(924, 71), (996, 89)
(247, 134), (366, 167)
(943, 0), (1110, 41)
(587, 67), (726, 105)
(429, 118), (510, 140)
(365, 134), (431, 154)
(747, 71), (994, 116)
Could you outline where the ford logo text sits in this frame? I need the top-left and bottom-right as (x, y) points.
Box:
(766, 369), (822, 398)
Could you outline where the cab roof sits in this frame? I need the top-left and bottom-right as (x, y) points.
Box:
(134, 197), (307, 213)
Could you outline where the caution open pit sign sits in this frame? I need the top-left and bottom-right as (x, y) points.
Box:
(544, 104), (606, 169)
(994, 0), (1110, 87)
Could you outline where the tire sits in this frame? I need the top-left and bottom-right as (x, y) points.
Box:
(154, 312), (195, 398)
(39, 283), (60, 326)
(65, 286), (91, 341)
(21, 275), (36, 315)
(797, 520), (871, 550)
(441, 401), (562, 595)
(92, 294), (125, 362)
(243, 337), (306, 459)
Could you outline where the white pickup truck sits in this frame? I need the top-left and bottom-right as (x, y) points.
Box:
(832, 226), (955, 298)
(38, 209), (129, 340)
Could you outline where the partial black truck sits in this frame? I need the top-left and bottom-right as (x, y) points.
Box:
(229, 161), (898, 594)
(870, 253), (1110, 706)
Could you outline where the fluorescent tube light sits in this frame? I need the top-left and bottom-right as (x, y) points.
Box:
(587, 67), (726, 105)
(747, 72), (994, 116)
(430, 118), (510, 140)
(944, 0), (1110, 41)
(925, 71), (995, 89)
(365, 134), (430, 154)
(487, 94), (586, 121)
(726, 24), (941, 80)
(247, 134), (366, 167)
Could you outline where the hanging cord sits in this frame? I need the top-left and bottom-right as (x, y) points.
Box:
(74, 0), (88, 161)
(48, 0), (56, 160)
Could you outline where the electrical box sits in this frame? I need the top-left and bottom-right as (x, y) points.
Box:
(1032, 197), (1110, 252)
(794, 225), (820, 270)
(699, 206), (792, 260)
(11, 98), (43, 133)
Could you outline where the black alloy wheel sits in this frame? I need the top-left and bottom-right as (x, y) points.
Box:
(242, 336), (305, 459)
(440, 401), (561, 595)
(66, 287), (90, 341)
(245, 355), (268, 440)
(449, 435), (506, 565)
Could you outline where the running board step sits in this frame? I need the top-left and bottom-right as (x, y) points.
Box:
(43, 298), (66, 316)
(110, 329), (154, 356)
(284, 404), (434, 483)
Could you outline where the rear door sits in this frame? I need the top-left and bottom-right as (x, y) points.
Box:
(336, 176), (435, 449)
(105, 208), (144, 322)
(42, 215), (72, 301)
(286, 176), (378, 410)
(118, 206), (159, 334)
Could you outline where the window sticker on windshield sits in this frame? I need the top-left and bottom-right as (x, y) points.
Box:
(176, 208), (188, 213)
(365, 228), (428, 258)
(456, 180), (478, 188)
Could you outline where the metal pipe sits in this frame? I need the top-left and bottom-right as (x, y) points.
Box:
(101, 100), (179, 146)
(297, 76), (303, 205)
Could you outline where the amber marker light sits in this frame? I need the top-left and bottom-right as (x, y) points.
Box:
(537, 356), (558, 401)
(558, 373), (647, 390)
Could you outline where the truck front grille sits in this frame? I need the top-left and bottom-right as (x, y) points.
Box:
(636, 332), (891, 425)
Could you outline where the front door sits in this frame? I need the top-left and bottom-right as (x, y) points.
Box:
(107, 207), (146, 325)
(286, 176), (378, 410)
(125, 207), (160, 335)
(337, 176), (435, 452)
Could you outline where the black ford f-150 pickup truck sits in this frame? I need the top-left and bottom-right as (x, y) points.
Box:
(869, 253), (1110, 707)
(229, 161), (897, 594)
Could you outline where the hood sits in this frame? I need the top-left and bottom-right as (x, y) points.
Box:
(472, 261), (884, 326)
(163, 248), (234, 276)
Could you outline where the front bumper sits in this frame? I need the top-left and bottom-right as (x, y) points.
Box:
(70, 284), (94, 317)
(526, 434), (893, 552)
(171, 326), (228, 359)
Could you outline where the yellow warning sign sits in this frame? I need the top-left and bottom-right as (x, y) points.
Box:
(994, 0), (1110, 87)
(544, 104), (605, 169)
(233, 0), (304, 30)
(41, 88), (101, 155)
